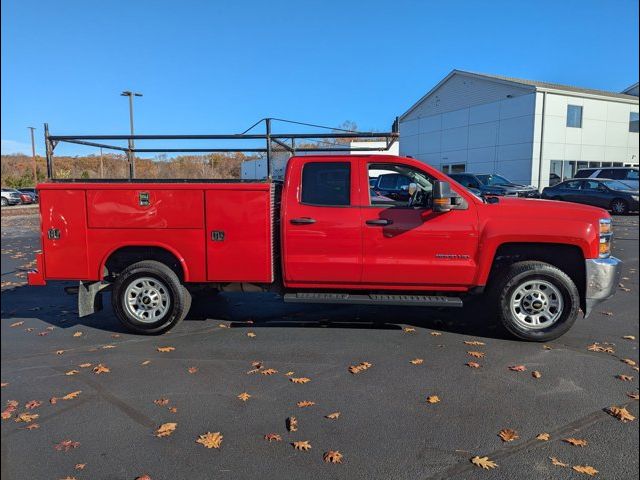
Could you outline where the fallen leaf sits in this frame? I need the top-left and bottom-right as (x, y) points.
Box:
(237, 392), (251, 402)
(79, 363), (92, 368)
(622, 359), (637, 366)
(61, 391), (82, 401)
(430, 332), (442, 336)
(93, 364), (110, 374)
(550, 457), (568, 467)
(74, 464), (86, 470)
(287, 416), (298, 432)
(102, 344), (116, 349)
(292, 440), (312, 451)
(623, 335), (636, 340)
(157, 346), (175, 353)
(188, 367), (198, 374)
(261, 368), (278, 375)
(297, 400), (315, 408)
(498, 428), (519, 442)
(543, 345), (553, 350)
(536, 433), (550, 441)
(627, 392), (639, 400)
(403, 327), (416, 333)
(464, 341), (485, 346)
(426, 395), (441, 404)
(15, 413), (39, 423)
(154, 398), (169, 406)
(264, 433), (282, 442)
(168, 407), (177, 414)
(65, 370), (79, 376)
(54, 440), (80, 451)
(247, 332), (256, 338)
(466, 361), (481, 368)
(218, 324), (228, 328)
(587, 343), (615, 353)
(0, 383), (7, 387)
(410, 358), (424, 365)
(470, 456), (498, 469)
(25, 423), (40, 430)
(55, 350), (65, 355)
(290, 377), (311, 384)
(532, 371), (542, 379)
(141, 360), (151, 366)
(325, 412), (341, 419)
(617, 374), (633, 382)
(25, 400), (41, 410)
(606, 406), (636, 423)
(155, 423), (177, 438)
(572, 465), (599, 476)
(10, 321), (24, 327)
(467, 351), (485, 358)
(323, 450), (344, 463)
(348, 361), (372, 374)
(509, 365), (527, 372)
(196, 431), (223, 449)
(73, 331), (83, 337)
(563, 437), (588, 447)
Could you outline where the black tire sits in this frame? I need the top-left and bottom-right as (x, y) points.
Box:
(610, 198), (629, 215)
(111, 260), (191, 334)
(489, 261), (580, 342)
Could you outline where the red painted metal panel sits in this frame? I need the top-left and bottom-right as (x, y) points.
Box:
(87, 189), (204, 229)
(40, 189), (89, 279)
(205, 188), (272, 282)
(281, 156), (363, 284)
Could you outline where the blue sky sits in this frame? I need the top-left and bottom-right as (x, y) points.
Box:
(2, 0), (638, 155)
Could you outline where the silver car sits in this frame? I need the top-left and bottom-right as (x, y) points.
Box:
(1, 188), (22, 206)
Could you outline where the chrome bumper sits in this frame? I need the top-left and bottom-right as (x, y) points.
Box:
(584, 257), (623, 317)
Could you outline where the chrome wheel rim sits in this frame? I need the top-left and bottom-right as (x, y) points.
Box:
(510, 280), (563, 329)
(612, 201), (626, 214)
(124, 276), (171, 323)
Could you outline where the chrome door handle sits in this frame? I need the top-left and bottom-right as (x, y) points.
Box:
(366, 219), (392, 226)
(290, 217), (316, 225)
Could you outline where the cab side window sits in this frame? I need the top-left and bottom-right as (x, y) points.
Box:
(301, 162), (350, 206)
(368, 163), (433, 207)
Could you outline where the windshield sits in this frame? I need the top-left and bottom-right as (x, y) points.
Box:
(602, 180), (635, 191)
(476, 174), (511, 186)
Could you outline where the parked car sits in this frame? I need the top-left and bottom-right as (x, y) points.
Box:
(449, 173), (540, 198)
(574, 167), (639, 190)
(18, 188), (39, 203)
(30, 152), (622, 342)
(372, 172), (412, 202)
(1, 188), (23, 206)
(19, 192), (34, 204)
(541, 178), (639, 214)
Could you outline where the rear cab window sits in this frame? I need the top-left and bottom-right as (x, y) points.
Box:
(301, 162), (351, 206)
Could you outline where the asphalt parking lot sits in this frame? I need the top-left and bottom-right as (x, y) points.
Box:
(1, 214), (638, 480)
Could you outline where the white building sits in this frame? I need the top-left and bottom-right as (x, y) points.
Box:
(241, 140), (399, 180)
(399, 70), (639, 188)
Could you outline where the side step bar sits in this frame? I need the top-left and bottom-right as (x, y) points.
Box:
(284, 292), (463, 307)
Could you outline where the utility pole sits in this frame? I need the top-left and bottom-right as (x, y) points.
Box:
(120, 90), (142, 178)
(28, 127), (37, 185)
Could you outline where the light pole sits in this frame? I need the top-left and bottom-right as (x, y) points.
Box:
(28, 127), (37, 185)
(121, 90), (142, 178)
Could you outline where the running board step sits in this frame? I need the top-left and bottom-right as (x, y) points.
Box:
(284, 293), (463, 307)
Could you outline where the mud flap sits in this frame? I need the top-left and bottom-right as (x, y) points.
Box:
(78, 281), (109, 317)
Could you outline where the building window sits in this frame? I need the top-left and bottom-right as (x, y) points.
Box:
(630, 112), (639, 133)
(301, 162), (350, 206)
(441, 164), (466, 174)
(567, 105), (583, 128)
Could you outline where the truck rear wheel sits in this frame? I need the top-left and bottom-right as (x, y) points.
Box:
(111, 260), (191, 334)
(492, 261), (579, 341)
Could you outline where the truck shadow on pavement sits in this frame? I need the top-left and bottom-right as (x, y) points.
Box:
(0, 282), (510, 340)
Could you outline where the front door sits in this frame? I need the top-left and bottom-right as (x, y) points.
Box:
(282, 159), (362, 285)
(360, 161), (478, 287)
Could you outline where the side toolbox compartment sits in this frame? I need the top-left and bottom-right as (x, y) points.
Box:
(40, 189), (89, 279)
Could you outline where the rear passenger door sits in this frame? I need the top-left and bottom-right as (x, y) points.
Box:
(282, 159), (362, 285)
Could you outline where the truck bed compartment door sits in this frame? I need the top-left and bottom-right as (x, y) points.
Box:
(40, 189), (89, 279)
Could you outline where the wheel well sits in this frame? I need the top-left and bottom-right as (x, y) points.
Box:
(488, 243), (586, 309)
(104, 247), (184, 281)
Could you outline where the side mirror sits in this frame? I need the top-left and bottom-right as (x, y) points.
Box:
(432, 180), (464, 213)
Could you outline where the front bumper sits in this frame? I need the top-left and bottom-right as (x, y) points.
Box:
(584, 257), (623, 316)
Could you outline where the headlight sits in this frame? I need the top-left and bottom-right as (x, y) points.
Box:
(599, 218), (612, 258)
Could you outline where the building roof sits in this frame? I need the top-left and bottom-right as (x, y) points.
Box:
(622, 82), (639, 95)
(400, 70), (639, 121)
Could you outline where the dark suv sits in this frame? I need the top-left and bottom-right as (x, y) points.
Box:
(449, 173), (540, 198)
(575, 167), (638, 190)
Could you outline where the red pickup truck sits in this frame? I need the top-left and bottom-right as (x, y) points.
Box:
(28, 154), (622, 341)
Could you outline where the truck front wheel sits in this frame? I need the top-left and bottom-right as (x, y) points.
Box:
(492, 261), (579, 341)
(111, 260), (191, 334)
